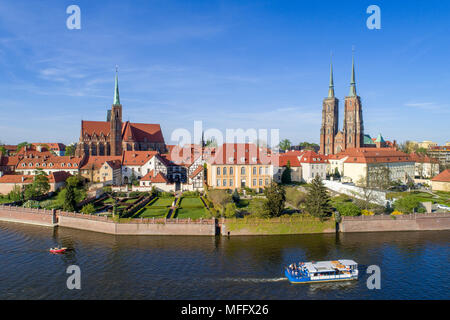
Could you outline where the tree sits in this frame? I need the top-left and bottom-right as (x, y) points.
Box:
(33, 170), (50, 195)
(8, 185), (23, 202)
(281, 160), (292, 184)
(81, 203), (96, 214)
(65, 144), (76, 157)
(232, 189), (240, 204)
(335, 202), (361, 216)
(224, 203), (237, 218)
(16, 142), (31, 152)
(394, 196), (422, 213)
(207, 189), (232, 212)
(279, 139), (291, 151)
(263, 182), (286, 217)
(333, 167), (341, 179)
(285, 186), (306, 209)
(299, 142), (319, 150)
(305, 175), (333, 220)
(63, 184), (77, 212)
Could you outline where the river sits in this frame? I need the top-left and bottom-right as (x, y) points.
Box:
(0, 221), (448, 300)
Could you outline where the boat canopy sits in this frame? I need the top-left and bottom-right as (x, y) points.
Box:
(339, 259), (358, 267)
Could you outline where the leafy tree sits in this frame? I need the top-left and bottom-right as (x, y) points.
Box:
(8, 185), (23, 202)
(335, 201), (361, 216)
(299, 142), (319, 150)
(263, 182), (286, 217)
(249, 199), (270, 218)
(63, 184), (77, 212)
(232, 189), (240, 204)
(207, 189), (232, 211)
(81, 203), (96, 215)
(64, 144), (76, 157)
(0, 145), (6, 155)
(66, 175), (84, 188)
(305, 175), (333, 220)
(281, 160), (292, 184)
(279, 139), (292, 151)
(285, 186), (307, 209)
(333, 167), (341, 179)
(394, 196), (422, 213)
(33, 170), (50, 195)
(16, 142), (31, 152)
(224, 202), (237, 218)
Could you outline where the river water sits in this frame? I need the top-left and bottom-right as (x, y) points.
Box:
(0, 221), (448, 300)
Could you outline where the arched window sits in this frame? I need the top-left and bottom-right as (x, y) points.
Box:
(241, 167), (246, 175)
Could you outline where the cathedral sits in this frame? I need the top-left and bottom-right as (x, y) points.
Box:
(75, 72), (166, 157)
(320, 55), (366, 155)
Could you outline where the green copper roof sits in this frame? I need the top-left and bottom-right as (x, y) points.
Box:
(328, 60), (335, 98)
(375, 133), (385, 143)
(364, 134), (375, 145)
(113, 69), (120, 106)
(349, 53), (357, 97)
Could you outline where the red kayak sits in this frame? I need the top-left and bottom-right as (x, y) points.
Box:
(50, 247), (67, 254)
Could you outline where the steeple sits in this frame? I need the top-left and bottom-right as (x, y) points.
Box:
(349, 50), (357, 97)
(113, 66), (121, 106)
(328, 56), (335, 98)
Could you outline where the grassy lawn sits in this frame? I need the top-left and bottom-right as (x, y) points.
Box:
(179, 197), (204, 208)
(103, 197), (115, 204)
(124, 198), (139, 204)
(387, 191), (450, 206)
(225, 216), (335, 235)
(175, 207), (208, 220)
(152, 197), (175, 207)
(137, 207), (169, 218)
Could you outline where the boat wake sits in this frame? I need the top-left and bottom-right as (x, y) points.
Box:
(214, 277), (287, 283)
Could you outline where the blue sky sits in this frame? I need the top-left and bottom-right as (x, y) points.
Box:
(0, 0), (449, 146)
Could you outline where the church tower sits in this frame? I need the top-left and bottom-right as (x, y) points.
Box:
(320, 59), (339, 155)
(343, 53), (364, 149)
(110, 69), (123, 156)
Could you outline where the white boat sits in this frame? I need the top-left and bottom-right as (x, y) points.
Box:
(285, 259), (358, 284)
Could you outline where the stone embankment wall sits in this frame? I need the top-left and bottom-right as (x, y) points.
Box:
(58, 212), (216, 236)
(340, 213), (450, 233)
(0, 205), (216, 236)
(0, 205), (57, 227)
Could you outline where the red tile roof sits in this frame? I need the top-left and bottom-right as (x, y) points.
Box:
(431, 169), (450, 182)
(189, 165), (204, 178)
(141, 170), (169, 183)
(122, 151), (159, 166)
(16, 155), (83, 170)
(278, 154), (302, 167)
(81, 121), (165, 144)
(208, 143), (273, 165)
(408, 152), (439, 164)
(0, 174), (34, 184)
(80, 156), (122, 170)
(328, 148), (412, 164)
(297, 150), (327, 164)
(48, 171), (72, 183)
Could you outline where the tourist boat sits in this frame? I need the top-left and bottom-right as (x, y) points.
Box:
(285, 260), (358, 284)
(49, 247), (68, 254)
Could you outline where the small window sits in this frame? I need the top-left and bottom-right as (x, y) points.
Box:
(230, 167), (234, 175)
(223, 179), (227, 187)
(229, 179), (233, 186)
(223, 167), (227, 175)
(217, 167), (221, 176)
(253, 167), (257, 175)
(241, 167), (246, 175)
(216, 179), (221, 187)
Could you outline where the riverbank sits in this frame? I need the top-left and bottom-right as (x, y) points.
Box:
(1, 204), (449, 236)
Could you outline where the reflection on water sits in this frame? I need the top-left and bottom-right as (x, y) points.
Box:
(0, 221), (449, 300)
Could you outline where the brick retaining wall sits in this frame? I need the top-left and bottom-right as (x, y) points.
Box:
(340, 213), (450, 233)
(0, 205), (56, 227)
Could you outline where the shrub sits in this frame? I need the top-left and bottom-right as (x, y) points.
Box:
(224, 203), (237, 218)
(249, 199), (270, 218)
(285, 187), (306, 208)
(23, 200), (40, 208)
(81, 203), (96, 214)
(207, 189), (232, 210)
(391, 210), (403, 215)
(394, 196), (422, 213)
(263, 182), (286, 217)
(183, 191), (200, 197)
(160, 192), (174, 198)
(336, 202), (361, 216)
(361, 209), (375, 216)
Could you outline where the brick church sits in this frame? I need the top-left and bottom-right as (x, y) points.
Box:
(319, 55), (394, 156)
(75, 72), (166, 157)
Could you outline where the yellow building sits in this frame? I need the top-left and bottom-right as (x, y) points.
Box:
(80, 156), (122, 185)
(206, 143), (274, 190)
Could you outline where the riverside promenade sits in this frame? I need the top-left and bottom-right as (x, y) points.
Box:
(0, 204), (449, 236)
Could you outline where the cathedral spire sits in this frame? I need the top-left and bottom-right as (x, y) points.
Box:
(113, 66), (121, 106)
(328, 54), (335, 98)
(349, 49), (357, 97)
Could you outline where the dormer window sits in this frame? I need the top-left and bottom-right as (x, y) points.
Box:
(252, 157), (257, 162)
(61, 163), (65, 167)
(29, 163), (33, 167)
(49, 163), (53, 167)
(240, 157), (245, 162)
(22, 163), (26, 167)
(42, 163), (46, 167)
